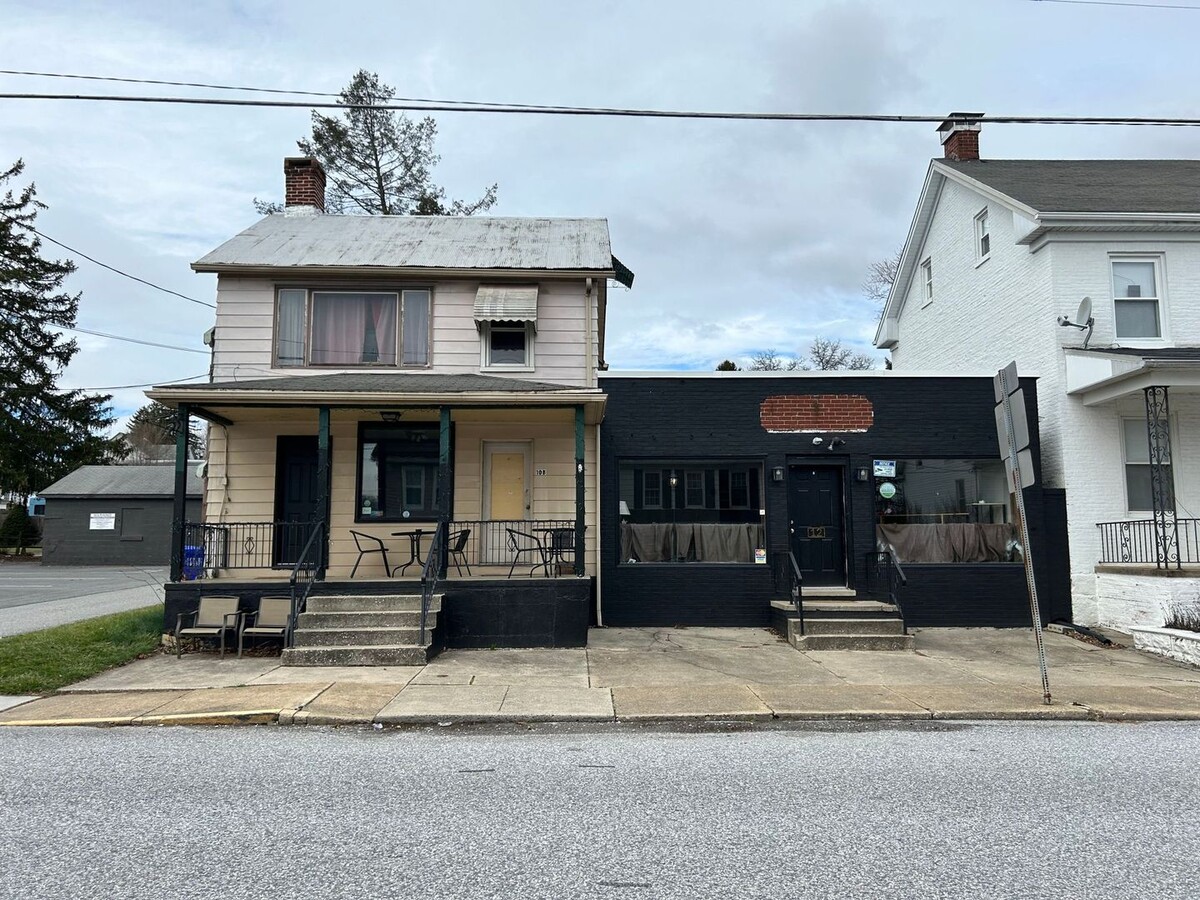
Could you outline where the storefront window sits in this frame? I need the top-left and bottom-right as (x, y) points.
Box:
(618, 460), (766, 563)
(358, 425), (442, 522)
(874, 459), (1019, 563)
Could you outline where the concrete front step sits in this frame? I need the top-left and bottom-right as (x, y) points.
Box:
(791, 632), (915, 651)
(296, 610), (430, 629)
(292, 626), (427, 647)
(281, 645), (430, 667)
(802, 600), (899, 617)
(801, 617), (906, 636)
(305, 593), (441, 614)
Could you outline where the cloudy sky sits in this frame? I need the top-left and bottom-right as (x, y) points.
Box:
(5, 0), (1200, 429)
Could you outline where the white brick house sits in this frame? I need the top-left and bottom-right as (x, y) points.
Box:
(876, 115), (1200, 630)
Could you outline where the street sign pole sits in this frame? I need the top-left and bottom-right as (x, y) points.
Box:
(997, 363), (1051, 705)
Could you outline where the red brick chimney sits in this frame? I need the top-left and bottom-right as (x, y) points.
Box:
(284, 156), (326, 212)
(938, 112), (983, 161)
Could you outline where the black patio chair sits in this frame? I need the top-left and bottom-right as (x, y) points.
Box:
(548, 527), (576, 576)
(447, 528), (472, 577)
(505, 527), (550, 578)
(349, 530), (392, 578)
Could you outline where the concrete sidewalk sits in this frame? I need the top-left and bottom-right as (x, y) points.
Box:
(4, 627), (1200, 727)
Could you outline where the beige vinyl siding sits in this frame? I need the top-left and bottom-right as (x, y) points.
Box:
(211, 275), (593, 385)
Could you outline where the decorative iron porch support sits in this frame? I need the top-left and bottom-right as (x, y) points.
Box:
(438, 406), (452, 578)
(169, 403), (191, 582)
(1145, 385), (1181, 570)
(574, 405), (586, 577)
(316, 406), (330, 580)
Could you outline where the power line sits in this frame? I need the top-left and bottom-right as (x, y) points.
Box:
(10, 222), (216, 309)
(58, 324), (208, 354)
(1031, 0), (1200, 9)
(6, 91), (1200, 126)
(69, 372), (209, 392)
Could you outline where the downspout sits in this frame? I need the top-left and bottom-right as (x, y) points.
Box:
(595, 421), (603, 627)
(585, 277), (595, 387)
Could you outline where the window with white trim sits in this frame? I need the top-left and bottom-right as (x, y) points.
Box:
(921, 259), (933, 306)
(482, 321), (532, 368)
(1112, 258), (1163, 339)
(1122, 417), (1171, 512)
(274, 288), (431, 367)
(974, 208), (990, 262)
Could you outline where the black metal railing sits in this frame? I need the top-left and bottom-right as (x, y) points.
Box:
(864, 548), (908, 634)
(288, 521), (325, 646)
(787, 551), (805, 636)
(419, 524), (445, 645)
(181, 521), (315, 577)
(445, 519), (578, 577)
(1097, 518), (1200, 566)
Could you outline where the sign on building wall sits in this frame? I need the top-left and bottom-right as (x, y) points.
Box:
(872, 459), (896, 478)
(89, 512), (116, 530)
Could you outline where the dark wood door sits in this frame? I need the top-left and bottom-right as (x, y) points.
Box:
(274, 436), (321, 566)
(788, 466), (846, 587)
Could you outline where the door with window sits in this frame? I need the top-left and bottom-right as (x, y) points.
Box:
(483, 442), (531, 563)
(788, 466), (846, 587)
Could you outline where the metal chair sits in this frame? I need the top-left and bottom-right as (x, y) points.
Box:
(349, 530), (392, 578)
(237, 595), (293, 658)
(505, 527), (549, 578)
(175, 595), (240, 659)
(548, 527), (576, 576)
(447, 528), (472, 576)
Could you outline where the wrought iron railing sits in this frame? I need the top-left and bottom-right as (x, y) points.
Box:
(1097, 518), (1200, 566)
(787, 551), (805, 636)
(444, 519), (577, 577)
(288, 521), (325, 646)
(419, 524), (444, 645)
(864, 548), (908, 634)
(181, 521), (315, 576)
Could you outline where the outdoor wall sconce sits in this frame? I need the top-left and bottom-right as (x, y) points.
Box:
(772, 466), (785, 482)
(380, 410), (404, 422)
(856, 467), (870, 482)
(669, 472), (678, 488)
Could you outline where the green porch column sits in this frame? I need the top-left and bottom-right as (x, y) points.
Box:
(575, 405), (586, 577)
(439, 406), (452, 577)
(316, 406), (330, 579)
(169, 403), (191, 582)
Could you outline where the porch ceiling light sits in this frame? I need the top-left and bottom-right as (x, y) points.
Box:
(380, 410), (404, 422)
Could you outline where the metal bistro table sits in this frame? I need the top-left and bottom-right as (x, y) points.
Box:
(390, 528), (430, 576)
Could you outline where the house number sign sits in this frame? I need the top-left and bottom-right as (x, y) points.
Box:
(807, 526), (826, 539)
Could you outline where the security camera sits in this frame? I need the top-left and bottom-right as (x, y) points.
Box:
(812, 436), (824, 446)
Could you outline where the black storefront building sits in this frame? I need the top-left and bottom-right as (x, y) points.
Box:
(598, 372), (1070, 629)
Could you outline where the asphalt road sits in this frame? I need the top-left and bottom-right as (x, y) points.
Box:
(0, 721), (1195, 899)
(0, 564), (165, 636)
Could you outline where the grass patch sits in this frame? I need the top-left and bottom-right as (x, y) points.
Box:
(0, 605), (163, 694)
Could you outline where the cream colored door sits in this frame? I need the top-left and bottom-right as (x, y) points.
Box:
(483, 442), (531, 564)
(489, 452), (526, 520)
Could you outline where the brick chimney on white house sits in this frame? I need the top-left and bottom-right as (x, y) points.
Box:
(283, 156), (326, 213)
(938, 112), (983, 161)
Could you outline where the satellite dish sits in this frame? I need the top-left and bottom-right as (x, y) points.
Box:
(1056, 296), (1095, 349)
(1076, 296), (1093, 326)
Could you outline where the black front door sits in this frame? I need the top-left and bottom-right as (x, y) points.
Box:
(788, 466), (846, 587)
(274, 436), (321, 566)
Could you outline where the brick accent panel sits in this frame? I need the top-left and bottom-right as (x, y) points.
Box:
(284, 156), (326, 211)
(943, 129), (979, 160)
(759, 394), (874, 433)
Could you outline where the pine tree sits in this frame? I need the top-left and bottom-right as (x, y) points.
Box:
(123, 401), (204, 462)
(0, 159), (123, 498)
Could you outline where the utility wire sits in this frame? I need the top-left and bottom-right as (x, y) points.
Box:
(69, 372), (209, 391)
(1031, 0), (1200, 9)
(7, 92), (1200, 126)
(9, 221), (216, 309)
(58, 324), (209, 354)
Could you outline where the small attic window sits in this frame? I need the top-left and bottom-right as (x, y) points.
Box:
(974, 208), (990, 262)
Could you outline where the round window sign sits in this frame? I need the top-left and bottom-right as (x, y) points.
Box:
(878, 482), (897, 499)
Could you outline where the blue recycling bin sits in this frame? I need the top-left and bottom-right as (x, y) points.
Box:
(182, 545), (205, 581)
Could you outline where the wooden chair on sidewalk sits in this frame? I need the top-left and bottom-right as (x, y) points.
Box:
(174, 595), (240, 659)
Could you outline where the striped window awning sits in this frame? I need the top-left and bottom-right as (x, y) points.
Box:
(473, 285), (539, 328)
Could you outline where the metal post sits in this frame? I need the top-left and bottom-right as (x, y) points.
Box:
(439, 406), (451, 578)
(1145, 386), (1180, 570)
(574, 405), (586, 577)
(316, 406), (330, 580)
(169, 403), (190, 583)
(999, 370), (1051, 705)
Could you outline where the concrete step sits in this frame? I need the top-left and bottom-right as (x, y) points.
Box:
(291, 626), (426, 647)
(802, 600), (899, 617)
(800, 617), (906, 636)
(281, 645), (430, 667)
(790, 630), (915, 652)
(296, 610), (431, 629)
(305, 593), (441, 613)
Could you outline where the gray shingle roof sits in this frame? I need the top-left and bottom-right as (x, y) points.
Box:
(940, 159), (1200, 214)
(161, 373), (584, 394)
(1082, 346), (1200, 361)
(194, 215), (621, 273)
(40, 463), (203, 498)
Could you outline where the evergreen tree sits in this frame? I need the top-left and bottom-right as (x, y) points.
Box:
(0, 504), (40, 552)
(0, 159), (123, 498)
(123, 401), (204, 462)
(255, 70), (498, 216)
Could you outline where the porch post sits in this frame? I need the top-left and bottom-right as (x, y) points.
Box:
(169, 403), (190, 582)
(1145, 386), (1181, 570)
(439, 406), (451, 578)
(316, 406), (330, 580)
(574, 405), (586, 577)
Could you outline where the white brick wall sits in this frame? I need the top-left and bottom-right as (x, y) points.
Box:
(888, 174), (1200, 628)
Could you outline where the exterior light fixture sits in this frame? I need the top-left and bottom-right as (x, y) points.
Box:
(669, 471), (678, 489)
(772, 466), (785, 482)
(856, 467), (870, 482)
(380, 411), (403, 423)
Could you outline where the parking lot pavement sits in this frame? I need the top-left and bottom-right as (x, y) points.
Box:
(0, 563), (166, 636)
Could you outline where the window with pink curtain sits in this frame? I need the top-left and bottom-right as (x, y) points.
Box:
(310, 292), (397, 365)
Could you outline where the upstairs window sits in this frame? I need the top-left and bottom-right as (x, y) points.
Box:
(273, 288), (431, 367)
(1112, 258), (1162, 339)
(974, 208), (990, 262)
(921, 259), (934, 306)
(482, 321), (532, 368)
